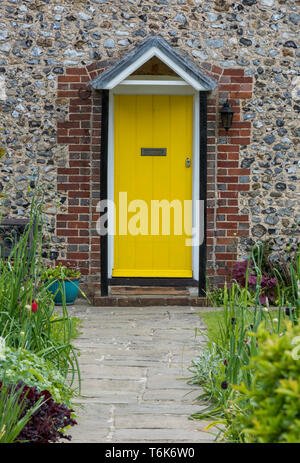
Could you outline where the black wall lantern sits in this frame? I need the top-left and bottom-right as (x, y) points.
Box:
(78, 86), (92, 100)
(220, 99), (234, 132)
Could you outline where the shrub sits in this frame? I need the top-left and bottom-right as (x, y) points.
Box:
(0, 381), (43, 443)
(231, 259), (277, 304)
(191, 242), (300, 441)
(229, 241), (299, 306)
(224, 322), (300, 443)
(0, 344), (76, 406)
(0, 382), (77, 443)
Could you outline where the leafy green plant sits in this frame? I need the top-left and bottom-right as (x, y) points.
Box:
(0, 344), (76, 406)
(0, 188), (81, 387)
(188, 342), (226, 406)
(207, 242), (299, 308)
(190, 242), (300, 441)
(42, 263), (81, 281)
(0, 381), (44, 443)
(206, 287), (226, 307)
(0, 187), (81, 442)
(223, 322), (300, 443)
(50, 316), (82, 346)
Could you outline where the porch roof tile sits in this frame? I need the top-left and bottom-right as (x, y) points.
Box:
(88, 36), (217, 91)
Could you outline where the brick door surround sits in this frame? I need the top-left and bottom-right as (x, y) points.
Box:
(56, 61), (253, 301)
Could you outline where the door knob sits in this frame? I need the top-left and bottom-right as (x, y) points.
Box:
(185, 157), (191, 168)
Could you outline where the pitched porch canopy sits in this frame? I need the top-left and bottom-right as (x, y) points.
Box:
(88, 36), (217, 91)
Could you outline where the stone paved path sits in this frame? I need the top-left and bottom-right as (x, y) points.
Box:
(69, 305), (215, 443)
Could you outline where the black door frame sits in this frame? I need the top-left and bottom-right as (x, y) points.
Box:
(100, 89), (109, 296)
(198, 91), (207, 297)
(100, 90), (208, 297)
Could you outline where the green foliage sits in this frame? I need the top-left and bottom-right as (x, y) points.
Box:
(200, 309), (284, 346)
(207, 287), (226, 307)
(224, 322), (300, 443)
(0, 188), (82, 441)
(0, 381), (43, 443)
(42, 263), (81, 281)
(190, 242), (300, 442)
(0, 345), (76, 406)
(50, 316), (82, 346)
(188, 342), (228, 411)
(0, 189), (81, 386)
(207, 241), (299, 308)
(189, 343), (223, 397)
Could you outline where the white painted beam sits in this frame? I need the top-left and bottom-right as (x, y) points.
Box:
(120, 79), (188, 86)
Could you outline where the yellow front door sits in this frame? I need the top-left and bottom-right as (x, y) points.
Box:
(113, 94), (193, 278)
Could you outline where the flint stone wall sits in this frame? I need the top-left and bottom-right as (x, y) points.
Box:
(0, 0), (299, 293)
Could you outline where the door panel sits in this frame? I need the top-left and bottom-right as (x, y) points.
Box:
(113, 94), (193, 278)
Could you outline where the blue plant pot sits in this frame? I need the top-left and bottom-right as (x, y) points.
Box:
(48, 279), (80, 306)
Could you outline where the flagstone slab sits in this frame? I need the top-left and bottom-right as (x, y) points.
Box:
(77, 365), (148, 379)
(142, 388), (201, 403)
(111, 428), (214, 442)
(80, 378), (146, 394)
(113, 403), (207, 415)
(114, 414), (210, 430)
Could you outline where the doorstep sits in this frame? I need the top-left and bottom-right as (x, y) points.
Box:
(92, 294), (208, 307)
(109, 286), (196, 296)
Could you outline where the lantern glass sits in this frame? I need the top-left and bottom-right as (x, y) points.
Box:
(220, 100), (234, 132)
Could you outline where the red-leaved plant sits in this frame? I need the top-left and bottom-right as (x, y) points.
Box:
(0, 381), (77, 443)
(231, 259), (277, 304)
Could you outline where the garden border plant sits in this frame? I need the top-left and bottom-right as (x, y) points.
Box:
(0, 380), (44, 443)
(221, 321), (300, 443)
(207, 235), (299, 308)
(0, 380), (77, 443)
(0, 186), (82, 442)
(189, 241), (300, 443)
(0, 188), (81, 385)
